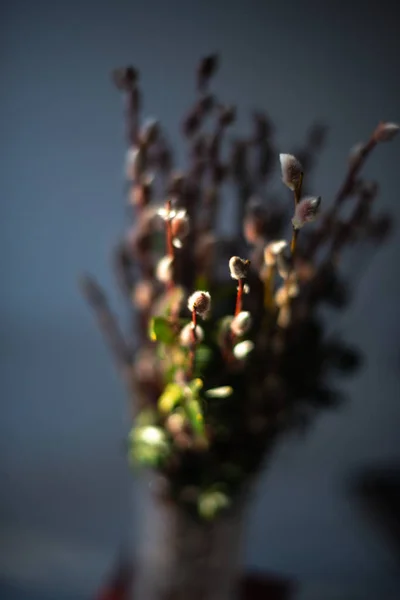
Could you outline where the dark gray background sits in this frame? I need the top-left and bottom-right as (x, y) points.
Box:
(1, 1), (400, 597)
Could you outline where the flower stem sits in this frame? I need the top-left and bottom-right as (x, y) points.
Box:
(164, 198), (175, 291)
(165, 199), (174, 259)
(263, 265), (275, 310)
(235, 279), (244, 316)
(188, 309), (198, 379)
(290, 227), (299, 255)
(291, 176), (303, 258)
(307, 135), (377, 257)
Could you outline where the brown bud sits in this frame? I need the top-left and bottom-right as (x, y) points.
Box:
(112, 66), (138, 91)
(373, 121), (399, 142)
(219, 105), (236, 127)
(197, 54), (219, 90)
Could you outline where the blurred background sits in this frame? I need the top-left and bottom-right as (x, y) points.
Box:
(1, 1), (400, 598)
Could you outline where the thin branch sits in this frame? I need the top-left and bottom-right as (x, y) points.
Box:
(235, 278), (244, 316)
(79, 274), (134, 386)
(188, 308), (198, 380)
(307, 135), (377, 257)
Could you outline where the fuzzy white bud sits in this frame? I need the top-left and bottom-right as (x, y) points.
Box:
(205, 386), (233, 398)
(374, 122), (399, 142)
(279, 153), (303, 191)
(230, 311), (252, 336)
(292, 196), (321, 230)
(264, 240), (288, 267)
(179, 323), (204, 346)
(156, 255), (173, 283)
(229, 256), (250, 280)
(187, 291), (211, 318)
(233, 340), (254, 360)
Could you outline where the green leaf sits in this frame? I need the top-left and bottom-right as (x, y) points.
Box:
(158, 383), (185, 414)
(198, 490), (231, 520)
(187, 378), (203, 394)
(128, 425), (170, 468)
(194, 344), (213, 371)
(148, 316), (176, 344)
(134, 409), (158, 428)
(185, 397), (205, 437)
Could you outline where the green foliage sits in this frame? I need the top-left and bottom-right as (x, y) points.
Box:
(184, 397), (205, 438)
(193, 344), (213, 375)
(158, 383), (185, 414)
(148, 316), (176, 344)
(129, 425), (171, 468)
(198, 488), (231, 520)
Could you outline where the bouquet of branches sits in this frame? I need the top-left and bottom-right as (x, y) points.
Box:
(81, 55), (398, 522)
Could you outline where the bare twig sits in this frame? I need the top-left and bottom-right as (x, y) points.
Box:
(79, 274), (134, 387)
(307, 135), (377, 257)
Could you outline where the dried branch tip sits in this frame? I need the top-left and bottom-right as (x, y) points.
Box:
(187, 291), (211, 318)
(229, 256), (250, 280)
(292, 196), (321, 230)
(279, 154), (303, 191)
(112, 66), (138, 91)
(373, 122), (399, 143)
(197, 54), (219, 88)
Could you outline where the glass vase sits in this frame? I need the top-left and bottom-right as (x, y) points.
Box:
(133, 475), (248, 600)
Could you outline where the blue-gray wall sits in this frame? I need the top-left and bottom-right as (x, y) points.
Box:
(1, 1), (400, 597)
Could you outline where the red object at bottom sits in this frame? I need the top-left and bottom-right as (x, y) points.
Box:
(95, 561), (295, 600)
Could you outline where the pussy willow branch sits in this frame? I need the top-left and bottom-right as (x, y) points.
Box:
(188, 309), (198, 379)
(126, 85), (140, 146)
(290, 174), (303, 257)
(203, 120), (224, 232)
(307, 134), (377, 257)
(79, 274), (135, 391)
(235, 279), (244, 317)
